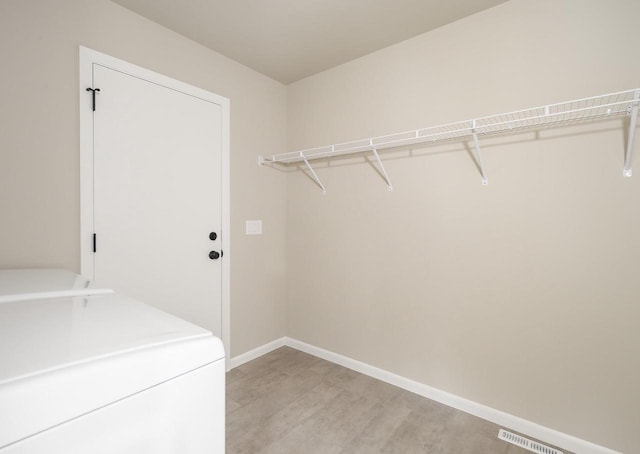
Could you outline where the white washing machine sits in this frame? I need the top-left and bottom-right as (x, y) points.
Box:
(0, 269), (225, 453)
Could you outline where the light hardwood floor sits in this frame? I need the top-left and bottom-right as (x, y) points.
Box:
(226, 347), (570, 454)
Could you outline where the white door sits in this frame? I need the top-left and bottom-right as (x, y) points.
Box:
(80, 49), (229, 345)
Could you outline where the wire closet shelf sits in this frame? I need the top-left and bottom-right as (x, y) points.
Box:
(260, 88), (640, 191)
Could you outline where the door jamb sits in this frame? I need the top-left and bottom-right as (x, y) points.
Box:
(79, 46), (231, 360)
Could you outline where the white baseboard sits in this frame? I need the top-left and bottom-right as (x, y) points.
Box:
(227, 337), (286, 370)
(228, 336), (620, 454)
(283, 338), (620, 454)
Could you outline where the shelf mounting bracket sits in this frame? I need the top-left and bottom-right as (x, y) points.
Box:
(623, 91), (639, 177)
(471, 120), (489, 185)
(370, 141), (393, 191)
(301, 152), (326, 194)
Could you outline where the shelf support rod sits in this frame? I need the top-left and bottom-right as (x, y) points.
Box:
(301, 152), (326, 194)
(623, 91), (639, 177)
(471, 120), (489, 185)
(370, 140), (393, 191)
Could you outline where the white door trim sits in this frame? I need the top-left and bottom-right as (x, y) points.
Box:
(79, 46), (231, 359)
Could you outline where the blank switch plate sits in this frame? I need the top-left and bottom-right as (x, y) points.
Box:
(246, 220), (262, 235)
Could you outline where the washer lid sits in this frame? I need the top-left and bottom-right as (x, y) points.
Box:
(0, 268), (113, 303)
(0, 293), (223, 386)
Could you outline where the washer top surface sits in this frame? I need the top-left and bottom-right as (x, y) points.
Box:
(0, 268), (113, 303)
(0, 292), (220, 386)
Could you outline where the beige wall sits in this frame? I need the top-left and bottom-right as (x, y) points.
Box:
(0, 0), (288, 357)
(286, 0), (640, 452)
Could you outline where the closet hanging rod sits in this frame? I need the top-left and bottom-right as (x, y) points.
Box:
(260, 88), (640, 167)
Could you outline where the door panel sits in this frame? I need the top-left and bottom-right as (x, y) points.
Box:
(92, 64), (222, 337)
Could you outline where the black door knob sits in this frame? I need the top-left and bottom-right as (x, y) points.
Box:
(209, 232), (217, 241)
(209, 250), (220, 260)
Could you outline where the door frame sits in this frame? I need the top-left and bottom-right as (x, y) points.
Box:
(79, 46), (231, 359)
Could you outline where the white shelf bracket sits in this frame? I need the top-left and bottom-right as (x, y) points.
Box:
(370, 141), (393, 191)
(301, 152), (326, 194)
(623, 91), (639, 177)
(471, 120), (489, 185)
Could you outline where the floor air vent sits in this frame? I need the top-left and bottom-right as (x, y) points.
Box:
(498, 429), (563, 454)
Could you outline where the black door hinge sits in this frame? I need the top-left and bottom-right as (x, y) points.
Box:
(86, 87), (101, 111)
(93, 233), (97, 253)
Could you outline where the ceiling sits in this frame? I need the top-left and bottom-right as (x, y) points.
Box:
(111, 0), (507, 85)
